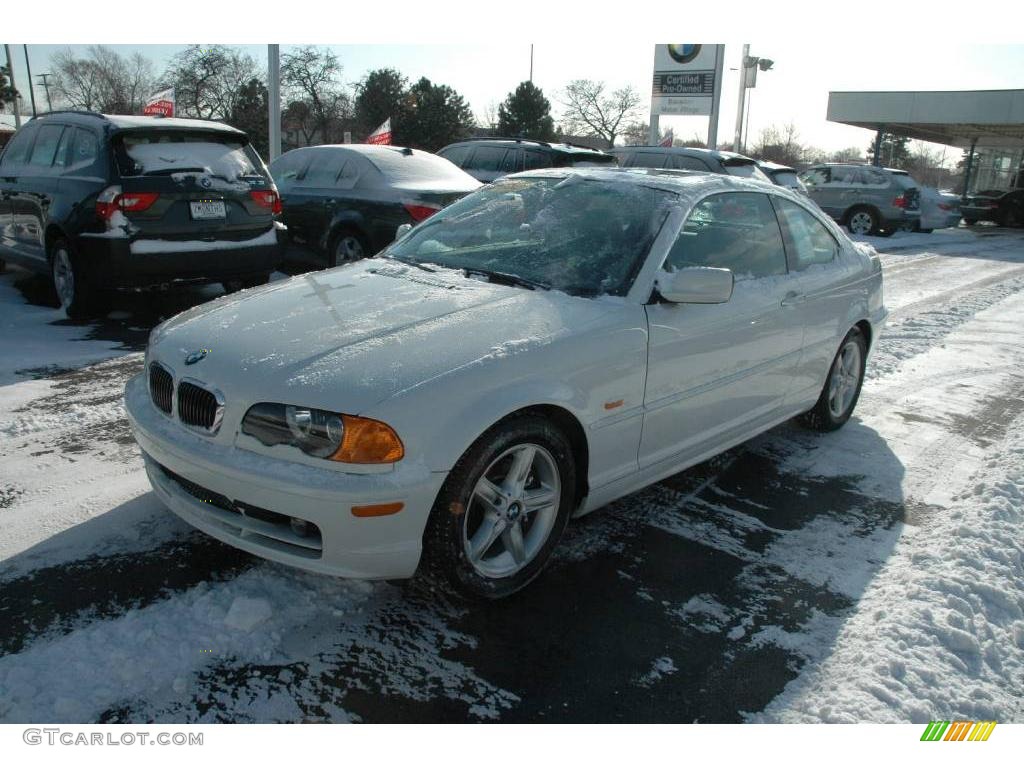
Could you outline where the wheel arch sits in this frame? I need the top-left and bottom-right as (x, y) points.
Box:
(321, 212), (369, 253)
(44, 224), (69, 261)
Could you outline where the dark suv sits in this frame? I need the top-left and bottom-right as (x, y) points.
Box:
(0, 111), (284, 318)
(607, 146), (771, 182)
(437, 138), (617, 183)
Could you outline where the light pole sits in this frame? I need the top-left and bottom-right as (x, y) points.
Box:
(268, 44), (281, 162)
(732, 47), (773, 153)
(22, 45), (36, 117)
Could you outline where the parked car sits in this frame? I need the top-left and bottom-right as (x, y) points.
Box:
(437, 138), (617, 183)
(0, 111), (284, 318)
(608, 146), (772, 182)
(756, 160), (809, 195)
(269, 144), (480, 266)
(916, 187), (963, 232)
(961, 189), (1024, 228)
(125, 168), (887, 599)
(798, 163), (921, 237)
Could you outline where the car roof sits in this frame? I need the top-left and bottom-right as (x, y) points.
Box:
(756, 160), (796, 172)
(811, 162), (905, 174)
(503, 166), (782, 197)
(609, 146), (758, 163)
(443, 138), (609, 155)
(32, 111), (245, 136)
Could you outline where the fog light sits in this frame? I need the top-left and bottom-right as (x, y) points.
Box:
(290, 517), (310, 537)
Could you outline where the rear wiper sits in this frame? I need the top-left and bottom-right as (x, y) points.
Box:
(464, 268), (548, 291)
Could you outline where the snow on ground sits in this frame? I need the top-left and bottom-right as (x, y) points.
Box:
(0, 227), (1023, 722)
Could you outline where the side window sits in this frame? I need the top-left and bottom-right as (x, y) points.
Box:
(53, 127), (74, 169)
(300, 151), (348, 186)
(439, 145), (470, 168)
(668, 155), (711, 171)
(799, 168), (830, 187)
(523, 149), (552, 170)
(28, 125), (66, 167)
(666, 192), (787, 279)
(0, 123), (39, 167)
(830, 166), (860, 186)
(774, 197), (839, 271)
(467, 146), (508, 172)
(500, 148), (521, 173)
(629, 152), (668, 169)
(862, 168), (888, 187)
(65, 128), (99, 171)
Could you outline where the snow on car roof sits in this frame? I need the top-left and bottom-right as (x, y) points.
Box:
(100, 114), (244, 135)
(506, 166), (779, 198)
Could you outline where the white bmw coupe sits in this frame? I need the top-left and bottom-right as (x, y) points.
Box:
(125, 169), (886, 598)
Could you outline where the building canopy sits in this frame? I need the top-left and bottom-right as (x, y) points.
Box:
(827, 89), (1024, 149)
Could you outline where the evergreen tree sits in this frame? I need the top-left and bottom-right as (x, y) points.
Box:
(867, 132), (910, 169)
(403, 77), (475, 151)
(230, 78), (269, 160)
(496, 81), (555, 141)
(354, 68), (410, 142)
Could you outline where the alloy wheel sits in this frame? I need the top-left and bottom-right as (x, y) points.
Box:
(828, 340), (862, 419)
(849, 211), (874, 235)
(52, 247), (75, 310)
(462, 443), (561, 579)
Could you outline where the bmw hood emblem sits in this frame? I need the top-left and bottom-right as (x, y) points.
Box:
(200, 177), (213, 188)
(184, 349), (208, 365)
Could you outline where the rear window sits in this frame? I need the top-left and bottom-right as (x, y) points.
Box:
(365, 149), (478, 190)
(724, 161), (771, 182)
(115, 131), (262, 181)
(629, 152), (669, 169)
(890, 173), (919, 190)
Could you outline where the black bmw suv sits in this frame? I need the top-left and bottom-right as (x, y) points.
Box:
(0, 111), (284, 318)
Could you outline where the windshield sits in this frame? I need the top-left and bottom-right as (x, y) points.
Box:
(388, 176), (675, 296)
(725, 162), (772, 182)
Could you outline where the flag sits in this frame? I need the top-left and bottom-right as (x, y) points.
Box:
(367, 118), (392, 145)
(659, 130), (673, 148)
(143, 87), (175, 118)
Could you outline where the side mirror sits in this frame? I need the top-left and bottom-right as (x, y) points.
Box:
(657, 266), (734, 304)
(394, 223), (413, 241)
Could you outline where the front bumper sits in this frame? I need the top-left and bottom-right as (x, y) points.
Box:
(124, 374), (445, 580)
(77, 226), (284, 289)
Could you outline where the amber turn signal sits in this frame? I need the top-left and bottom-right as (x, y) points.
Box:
(351, 502), (405, 518)
(330, 415), (405, 464)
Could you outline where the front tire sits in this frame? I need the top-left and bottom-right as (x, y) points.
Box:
(799, 327), (867, 432)
(51, 239), (101, 319)
(422, 414), (576, 599)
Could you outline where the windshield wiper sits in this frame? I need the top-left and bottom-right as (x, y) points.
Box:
(384, 255), (437, 273)
(463, 268), (549, 291)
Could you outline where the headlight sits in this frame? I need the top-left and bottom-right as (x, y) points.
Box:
(241, 403), (404, 464)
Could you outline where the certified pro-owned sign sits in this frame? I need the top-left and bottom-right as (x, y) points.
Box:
(651, 44), (723, 116)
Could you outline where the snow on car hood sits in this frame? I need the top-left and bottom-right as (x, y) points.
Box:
(148, 260), (613, 414)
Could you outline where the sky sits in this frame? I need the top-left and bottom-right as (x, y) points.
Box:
(6, 42), (1024, 158)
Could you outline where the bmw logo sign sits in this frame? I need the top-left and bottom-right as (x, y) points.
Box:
(200, 177), (213, 188)
(184, 349), (208, 365)
(667, 44), (702, 64)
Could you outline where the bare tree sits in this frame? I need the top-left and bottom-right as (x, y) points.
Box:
(750, 122), (805, 166)
(50, 45), (154, 113)
(477, 101), (500, 133)
(558, 80), (642, 147)
(281, 46), (350, 144)
(161, 45), (260, 120)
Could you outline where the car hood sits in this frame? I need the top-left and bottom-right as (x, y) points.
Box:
(148, 260), (616, 413)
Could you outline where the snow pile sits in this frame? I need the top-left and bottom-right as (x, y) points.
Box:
(754, 410), (1024, 724)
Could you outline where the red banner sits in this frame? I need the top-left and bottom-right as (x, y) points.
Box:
(143, 87), (175, 118)
(367, 118), (391, 145)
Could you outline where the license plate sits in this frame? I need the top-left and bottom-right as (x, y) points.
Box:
(190, 200), (226, 220)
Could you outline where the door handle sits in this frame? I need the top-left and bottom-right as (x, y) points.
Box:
(781, 291), (805, 308)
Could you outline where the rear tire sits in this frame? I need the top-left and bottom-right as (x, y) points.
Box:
(328, 228), (370, 267)
(50, 239), (102, 320)
(798, 327), (867, 432)
(846, 207), (879, 236)
(222, 273), (270, 293)
(421, 414), (576, 600)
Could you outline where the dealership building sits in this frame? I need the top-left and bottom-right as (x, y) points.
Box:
(827, 89), (1024, 194)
